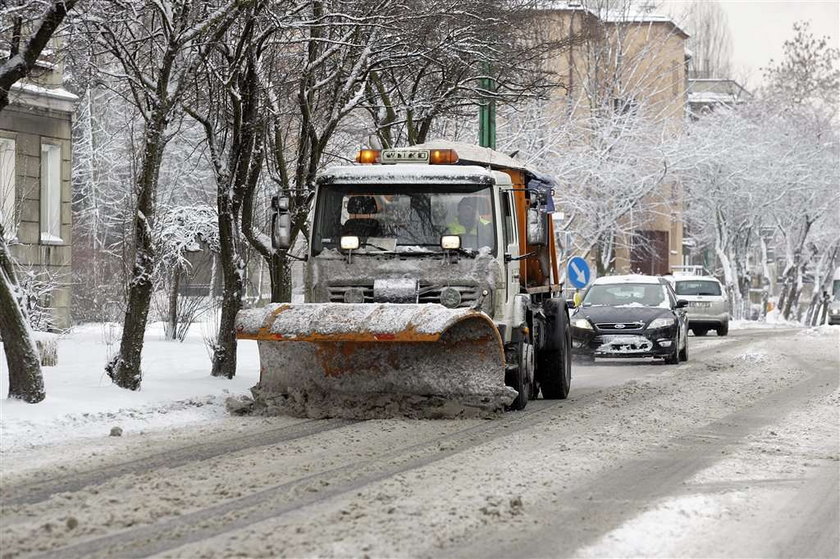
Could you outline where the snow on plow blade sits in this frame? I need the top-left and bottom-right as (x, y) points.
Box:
(235, 303), (515, 418)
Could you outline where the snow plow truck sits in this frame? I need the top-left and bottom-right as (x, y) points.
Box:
(236, 141), (572, 418)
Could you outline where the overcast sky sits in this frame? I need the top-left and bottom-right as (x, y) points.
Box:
(662, 0), (840, 90)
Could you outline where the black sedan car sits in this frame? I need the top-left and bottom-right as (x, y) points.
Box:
(570, 275), (689, 364)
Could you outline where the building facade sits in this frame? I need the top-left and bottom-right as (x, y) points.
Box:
(0, 52), (77, 329)
(538, 2), (689, 276)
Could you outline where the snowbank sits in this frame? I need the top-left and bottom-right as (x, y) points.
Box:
(0, 322), (260, 452)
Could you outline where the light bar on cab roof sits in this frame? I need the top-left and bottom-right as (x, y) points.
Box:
(429, 149), (459, 165)
(356, 149), (381, 164)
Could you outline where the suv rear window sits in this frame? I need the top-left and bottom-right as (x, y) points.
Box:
(675, 280), (722, 296)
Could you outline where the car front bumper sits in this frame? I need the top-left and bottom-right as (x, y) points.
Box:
(571, 326), (678, 358)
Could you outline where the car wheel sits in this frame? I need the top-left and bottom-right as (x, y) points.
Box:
(664, 335), (680, 364)
(717, 321), (729, 336)
(692, 328), (708, 336)
(679, 337), (688, 361)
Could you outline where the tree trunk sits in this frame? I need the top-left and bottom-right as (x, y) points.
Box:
(167, 268), (180, 340)
(270, 252), (292, 303)
(106, 114), (168, 390)
(211, 196), (242, 379)
(0, 230), (45, 403)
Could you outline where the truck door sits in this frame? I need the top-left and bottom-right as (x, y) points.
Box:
(502, 191), (520, 305)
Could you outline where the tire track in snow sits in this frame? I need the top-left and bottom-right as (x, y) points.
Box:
(1, 418), (355, 507)
(29, 401), (570, 559)
(457, 338), (839, 559)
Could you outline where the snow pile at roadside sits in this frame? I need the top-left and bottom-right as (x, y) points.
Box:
(0, 322), (260, 452)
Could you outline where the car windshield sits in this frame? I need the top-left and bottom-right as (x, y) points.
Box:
(583, 283), (670, 309)
(311, 184), (496, 256)
(675, 280), (722, 296)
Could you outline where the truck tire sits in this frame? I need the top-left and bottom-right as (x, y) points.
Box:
(506, 341), (532, 411)
(538, 299), (571, 400)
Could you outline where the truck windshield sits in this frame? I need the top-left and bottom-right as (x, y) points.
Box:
(312, 184), (496, 256)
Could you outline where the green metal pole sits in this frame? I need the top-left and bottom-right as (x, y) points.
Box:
(478, 75), (496, 149)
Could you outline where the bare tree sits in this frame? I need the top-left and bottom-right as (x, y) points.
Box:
(243, 0), (406, 303)
(82, 0), (251, 390)
(360, 0), (574, 148)
(184, 1), (266, 377)
(682, 0), (732, 79)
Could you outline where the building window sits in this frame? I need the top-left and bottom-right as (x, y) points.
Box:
(0, 138), (15, 238)
(41, 143), (63, 243)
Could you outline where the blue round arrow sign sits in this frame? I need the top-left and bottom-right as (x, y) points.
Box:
(567, 257), (591, 289)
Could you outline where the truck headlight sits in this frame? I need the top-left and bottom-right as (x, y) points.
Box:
(573, 318), (593, 330)
(647, 317), (675, 329)
(340, 235), (360, 250)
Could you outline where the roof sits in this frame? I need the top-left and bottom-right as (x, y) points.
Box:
(8, 82), (78, 113)
(539, 2), (689, 38)
(592, 274), (664, 285)
(687, 79), (752, 106)
(414, 140), (532, 173)
(317, 164), (501, 186)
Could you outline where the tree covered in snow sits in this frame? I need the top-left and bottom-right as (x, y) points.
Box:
(76, 0), (252, 390)
(675, 19), (839, 321)
(359, 0), (576, 149)
(499, 0), (689, 275)
(180, 1), (266, 377)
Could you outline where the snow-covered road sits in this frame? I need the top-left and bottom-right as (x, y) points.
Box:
(1, 327), (838, 558)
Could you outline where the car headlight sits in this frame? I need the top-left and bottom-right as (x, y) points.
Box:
(831, 308), (840, 315)
(647, 317), (675, 329)
(573, 318), (593, 330)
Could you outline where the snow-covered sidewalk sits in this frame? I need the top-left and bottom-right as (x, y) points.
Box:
(0, 323), (260, 452)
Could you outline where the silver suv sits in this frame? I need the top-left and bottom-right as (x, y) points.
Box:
(669, 276), (729, 336)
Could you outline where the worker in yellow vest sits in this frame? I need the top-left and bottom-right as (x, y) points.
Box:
(447, 196), (492, 249)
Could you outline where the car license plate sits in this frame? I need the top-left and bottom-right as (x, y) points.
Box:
(690, 302), (711, 308)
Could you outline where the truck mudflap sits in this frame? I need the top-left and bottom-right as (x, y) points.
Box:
(235, 303), (516, 418)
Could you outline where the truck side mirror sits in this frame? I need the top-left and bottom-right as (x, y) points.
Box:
(527, 207), (547, 245)
(271, 195), (292, 250)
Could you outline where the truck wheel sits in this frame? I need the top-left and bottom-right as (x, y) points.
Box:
(539, 301), (571, 400)
(506, 341), (533, 411)
(692, 328), (708, 337)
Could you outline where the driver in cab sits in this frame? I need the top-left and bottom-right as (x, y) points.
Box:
(447, 196), (492, 250)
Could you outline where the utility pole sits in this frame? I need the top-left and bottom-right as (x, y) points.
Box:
(478, 75), (496, 149)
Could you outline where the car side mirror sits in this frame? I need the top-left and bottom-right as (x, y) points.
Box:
(676, 299), (689, 308)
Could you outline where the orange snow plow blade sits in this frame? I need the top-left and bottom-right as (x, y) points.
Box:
(235, 303), (514, 418)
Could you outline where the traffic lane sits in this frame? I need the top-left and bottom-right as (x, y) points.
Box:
(559, 328), (795, 395)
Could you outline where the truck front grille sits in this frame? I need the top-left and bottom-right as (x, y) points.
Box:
(419, 283), (478, 308)
(328, 284), (374, 303)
